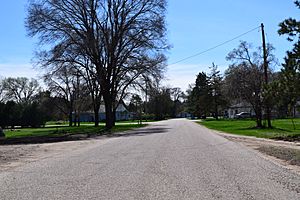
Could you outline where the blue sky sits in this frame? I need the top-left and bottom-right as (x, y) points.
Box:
(0, 1), (299, 90)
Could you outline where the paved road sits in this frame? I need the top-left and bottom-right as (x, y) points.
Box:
(1, 119), (300, 199)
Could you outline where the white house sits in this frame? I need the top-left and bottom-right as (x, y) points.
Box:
(76, 103), (132, 122)
(225, 102), (255, 119)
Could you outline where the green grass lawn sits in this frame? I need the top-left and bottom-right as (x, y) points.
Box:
(113, 119), (158, 124)
(4, 123), (146, 139)
(199, 118), (300, 139)
(45, 120), (156, 127)
(45, 121), (104, 127)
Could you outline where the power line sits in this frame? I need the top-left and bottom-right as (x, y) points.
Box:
(168, 26), (261, 66)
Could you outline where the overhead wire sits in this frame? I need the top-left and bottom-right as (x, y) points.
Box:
(168, 26), (261, 66)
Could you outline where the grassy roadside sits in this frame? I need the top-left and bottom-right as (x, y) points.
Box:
(45, 120), (157, 127)
(198, 118), (300, 141)
(2, 123), (147, 143)
(4, 126), (102, 139)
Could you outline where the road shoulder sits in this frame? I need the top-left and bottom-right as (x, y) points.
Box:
(0, 136), (111, 173)
(212, 129), (300, 174)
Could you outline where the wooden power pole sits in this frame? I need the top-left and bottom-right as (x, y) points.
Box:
(261, 23), (272, 128)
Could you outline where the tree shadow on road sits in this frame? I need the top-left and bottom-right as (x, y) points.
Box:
(0, 125), (170, 145)
(108, 125), (170, 138)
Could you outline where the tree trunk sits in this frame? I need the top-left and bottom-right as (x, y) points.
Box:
(104, 95), (115, 129)
(256, 110), (263, 128)
(266, 107), (272, 128)
(94, 103), (100, 127)
(0, 126), (5, 137)
(215, 113), (219, 120)
(256, 117), (262, 128)
(73, 110), (77, 127)
(215, 105), (219, 120)
(77, 112), (80, 127)
(105, 108), (115, 129)
(253, 102), (263, 128)
(265, 97), (272, 128)
(68, 111), (73, 127)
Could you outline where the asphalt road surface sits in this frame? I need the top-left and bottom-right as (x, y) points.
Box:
(1, 119), (300, 200)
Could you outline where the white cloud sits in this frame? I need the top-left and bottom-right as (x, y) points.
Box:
(164, 63), (230, 91)
(0, 63), (41, 79)
(163, 75), (194, 91)
(164, 63), (210, 91)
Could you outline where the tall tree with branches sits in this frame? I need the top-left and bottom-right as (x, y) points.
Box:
(208, 63), (226, 120)
(26, 0), (168, 129)
(44, 66), (79, 127)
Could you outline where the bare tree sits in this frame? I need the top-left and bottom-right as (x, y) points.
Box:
(36, 40), (103, 126)
(224, 64), (264, 127)
(170, 87), (184, 117)
(225, 41), (276, 128)
(26, 0), (168, 129)
(2, 77), (41, 104)
(44, 65), (80, 127)
(170, 88), (184, 102)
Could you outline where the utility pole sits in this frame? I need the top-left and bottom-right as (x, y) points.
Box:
(261, 23), (272, 128)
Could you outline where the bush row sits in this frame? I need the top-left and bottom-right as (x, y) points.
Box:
(0, 101), (47, 129)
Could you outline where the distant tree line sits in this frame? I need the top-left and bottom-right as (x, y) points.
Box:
(0, 77), (49, 131)
(0, 74), (188, 135)
(127, 79), (186, 121)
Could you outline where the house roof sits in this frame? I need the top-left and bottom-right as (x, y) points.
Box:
(228, 102), (252, 109)
(75, 101), (129, 114)
(99, 103), (127, 113)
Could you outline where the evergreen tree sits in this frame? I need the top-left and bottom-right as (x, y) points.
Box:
(278, 0), (300, 71)
(208, 63), (227, 120)
(187, 72), (211, 118)
(276, 53), (300, 118)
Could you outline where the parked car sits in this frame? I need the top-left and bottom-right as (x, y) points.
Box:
(200, 115), (206, 119)
(234, 112), (251, 119)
